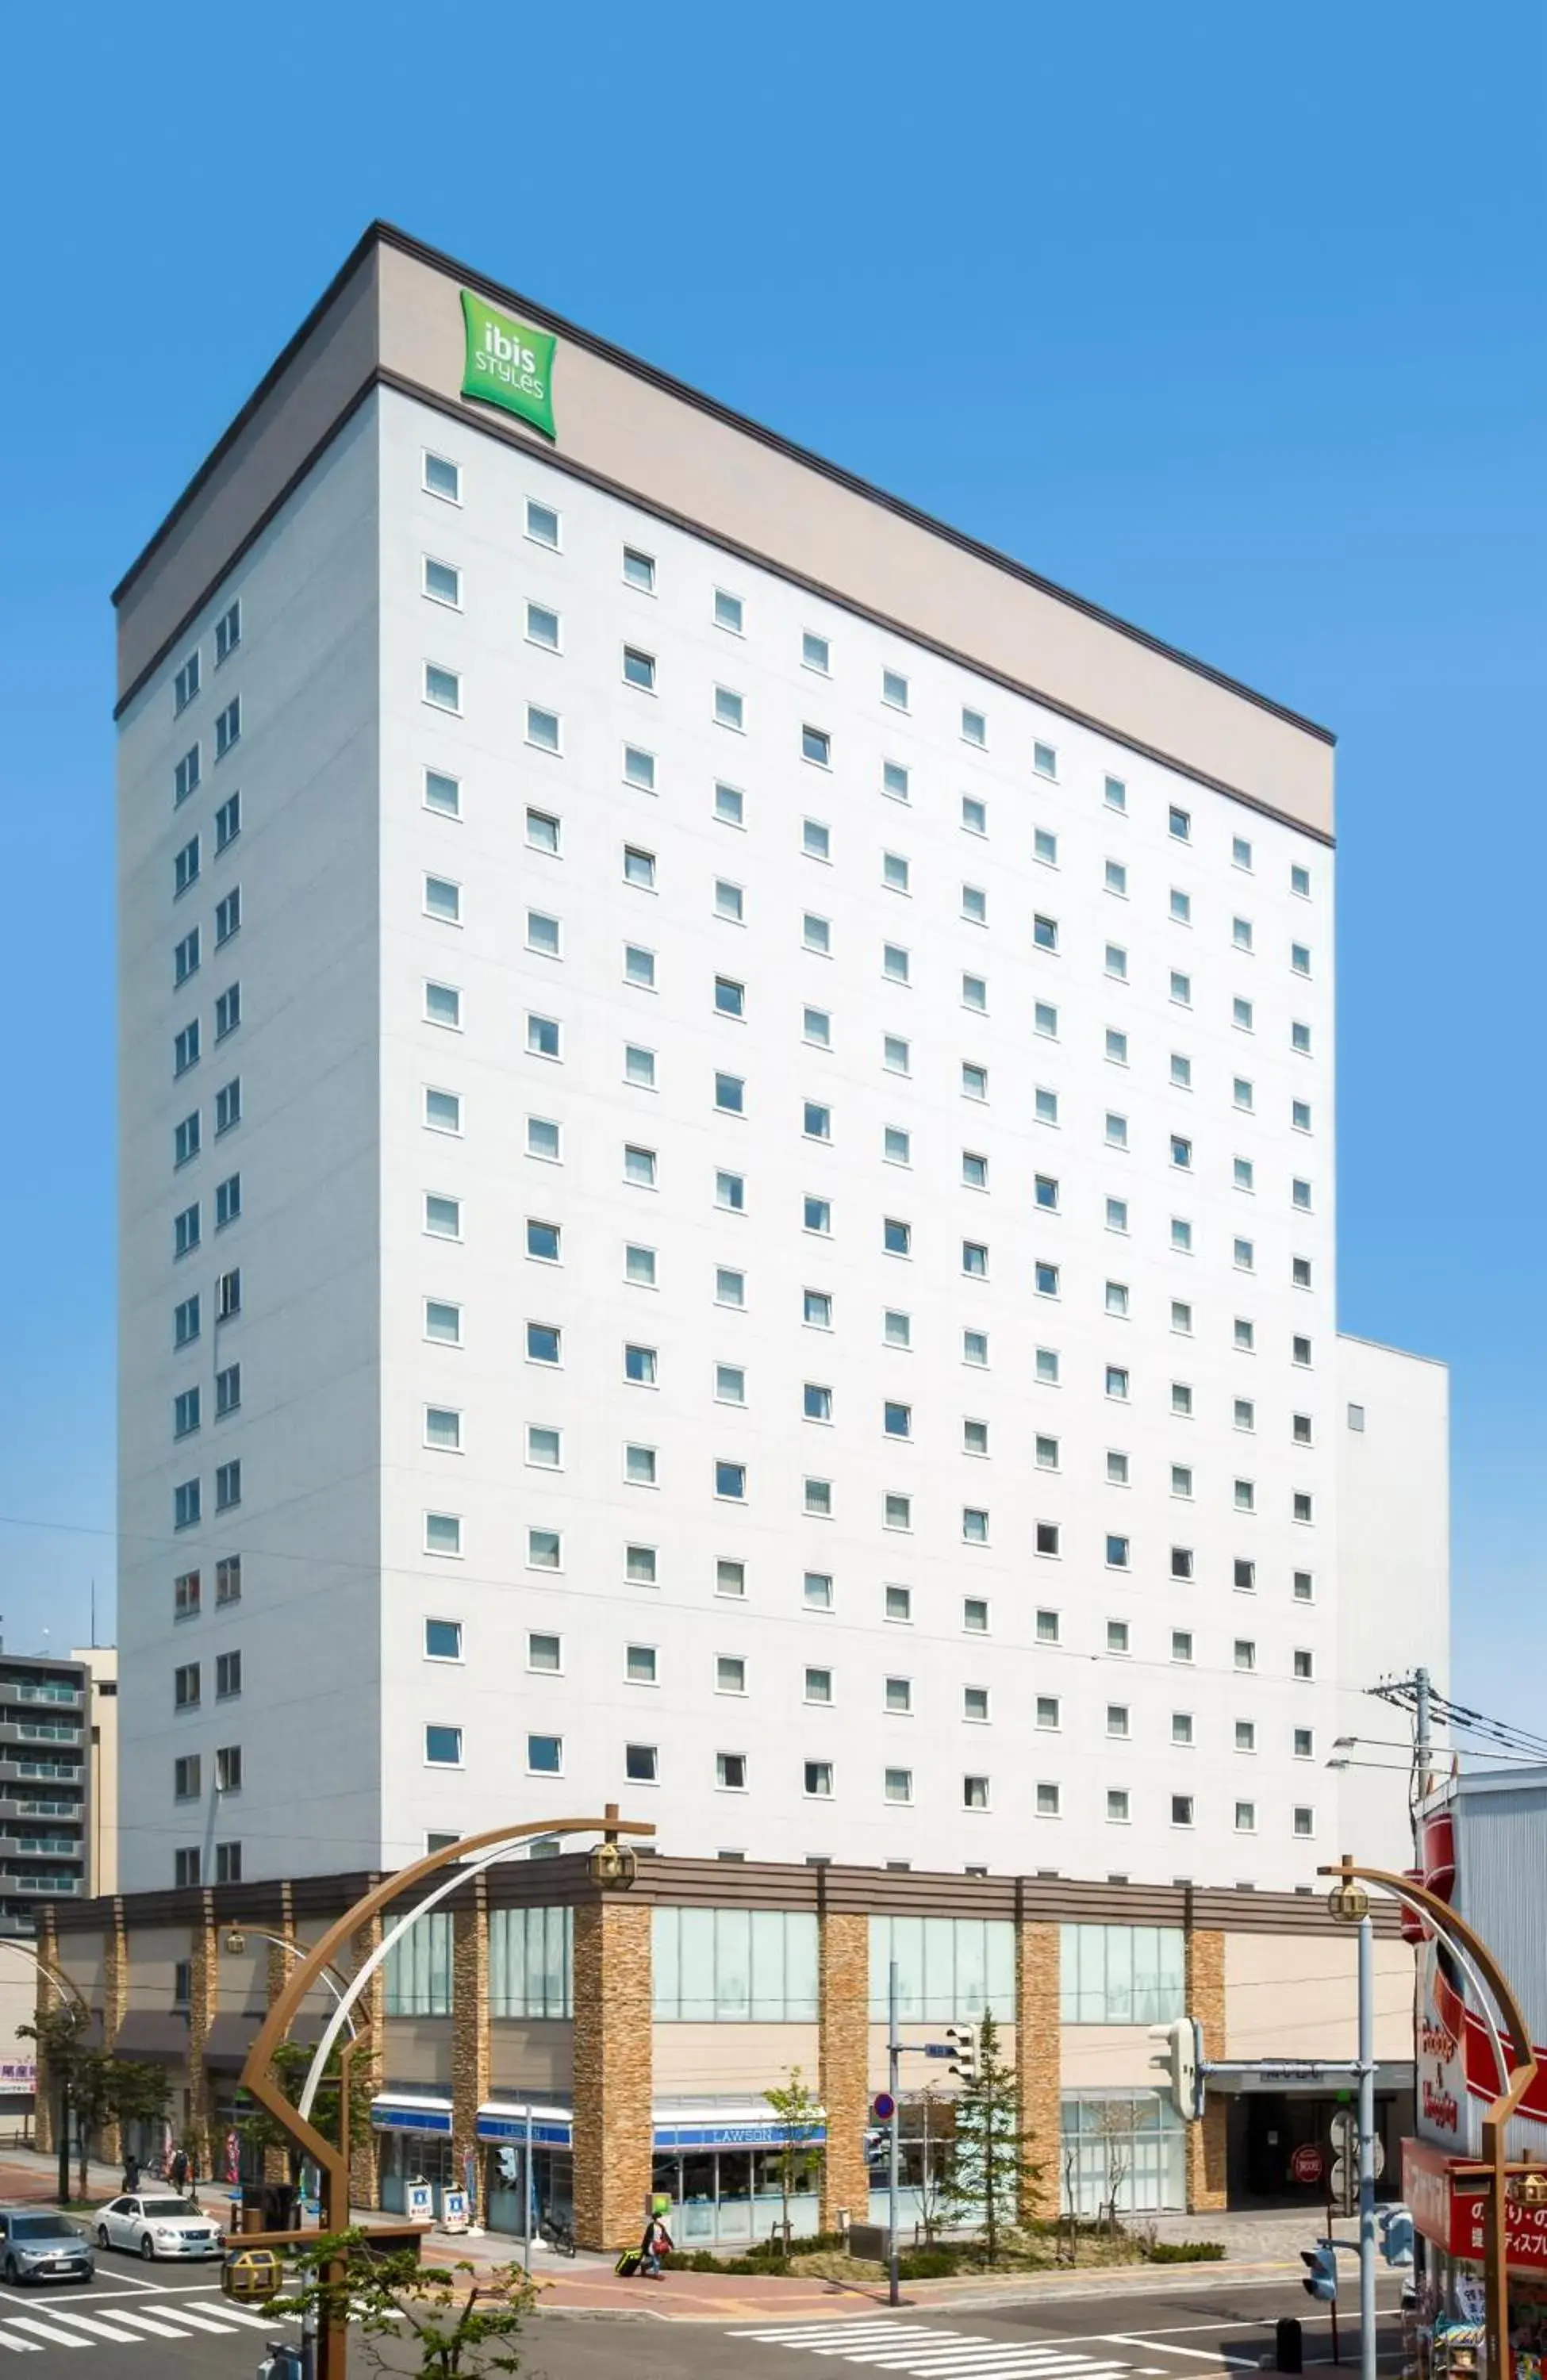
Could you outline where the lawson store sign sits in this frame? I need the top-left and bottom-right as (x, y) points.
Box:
(371, 2099), (827, 2152)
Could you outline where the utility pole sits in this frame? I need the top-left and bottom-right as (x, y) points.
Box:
(1357, 1915), (1376, 2380)
(1414, 1667), (1433, 1808)
(887, 1960), (901, 2309)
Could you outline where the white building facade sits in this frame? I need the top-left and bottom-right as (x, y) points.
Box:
(113, 225), (1449, 1894)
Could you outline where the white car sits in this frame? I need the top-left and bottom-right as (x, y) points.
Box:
(95, 2194), (225, 2261)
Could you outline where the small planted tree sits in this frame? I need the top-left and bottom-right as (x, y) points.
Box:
(236, 2038), (377, 2191)
(763, 2063), (823, 2250)
(271, 2232), (533, 2379)
(20, 2005), (170, 2202)
(939, 2010), (1041, 2267)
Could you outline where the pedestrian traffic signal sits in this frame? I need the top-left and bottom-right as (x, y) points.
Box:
(1378, 2206), (1415, 2267)
(1301, 2244), (1338, 2301)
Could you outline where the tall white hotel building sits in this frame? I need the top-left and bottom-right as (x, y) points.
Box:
(114, 225), (1449, 1896)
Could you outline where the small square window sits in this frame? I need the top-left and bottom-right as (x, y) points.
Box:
(716, 1459), (747, 1501)
(882, 759), (911, 802)
(802, 630), (830, 672)
(886, 1586), (914, 1624)
(804, 1006), (831, 1048)
(1169, 807), (1191, 843)
(884, 1126), (911, 1165)
(804, 817), (832, 862)
(624, 945), (656, 988)
(1171, 888), (1192, 925)
(803, 913), (831, 954)
(885, 1492), (912, 1530)
(802, 724), (831, 766)
(715, 781), (744, 827)
(627, 1243), (658, 1285)
(714, 685), (745, 731)
(624, 1043), (656, 1088)
(717, 1559), (747, 1599)
(718, 1267), (747, 1308)
(962, 794), (987, 834)
(964, 1329), (989, 1366)
(1105, 858), (1127, 896)
(962, 884), (987, 924)
(882, 667), (910, 709)
(1106, 944), (1129, 981)
(962, 705), (988, 747)
(962, 1507), (989, 1545)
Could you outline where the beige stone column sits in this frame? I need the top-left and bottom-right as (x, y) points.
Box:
(1016, 1914), (1061, 2221)
(348, 1893), (386, 2211)
(263, 1883), (296, 2182)
(1185, 1925), (1228, 2211)
(570, 1895), (651, 2251)
(186, 1891), (220, 2171)
(33, 1903), (60, 2156)
(451, 1878), (490, 2211)
(99, 1898), (129, 2167)
(818, 1907), (869, 2230)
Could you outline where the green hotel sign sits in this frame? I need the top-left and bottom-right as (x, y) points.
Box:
(459, 291), (556, 440)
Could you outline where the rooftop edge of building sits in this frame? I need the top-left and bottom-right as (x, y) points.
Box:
(113, 221), (1335, 843)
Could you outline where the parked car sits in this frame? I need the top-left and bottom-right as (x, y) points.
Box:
(0, 2209), (94, 2285)
(94, 2194), (224, 2261)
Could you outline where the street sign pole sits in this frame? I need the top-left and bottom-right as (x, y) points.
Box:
(888, 1960), (901, 2309)
(1357, 1916), (1376, 2380)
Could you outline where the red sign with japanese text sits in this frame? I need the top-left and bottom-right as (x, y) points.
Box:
(1403, 2138), (1547, 2271)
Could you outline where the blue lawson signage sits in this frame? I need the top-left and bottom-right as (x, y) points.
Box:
(476, 2115), (573, 2148)
(653, 2122), (825, 2151)
(376, 2105), (825, 2152)
(371, 2105), (451, 2136)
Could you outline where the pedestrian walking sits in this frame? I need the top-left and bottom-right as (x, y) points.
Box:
(122, 2152), (141, 2193)
(637, 2209), (674, 2279)
(170, 2144), (190, 2194)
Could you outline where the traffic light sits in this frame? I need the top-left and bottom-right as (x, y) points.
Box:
(863, 2127), (889, 2167)
(1301, 2245), (1338, 2302)
(1378, 2206), (1415, 2268)
(1146, 2017), (1204, 2121)
(946, 2025), (977, 2082)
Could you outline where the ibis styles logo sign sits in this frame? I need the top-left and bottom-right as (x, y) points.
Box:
(459, 291), (557, 440)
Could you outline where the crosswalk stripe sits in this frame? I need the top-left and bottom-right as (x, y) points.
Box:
(854, 2356), (1111, 2372)
(102, 2309), (200, 2339)
(155, 2305), (245, 2333)
(29, 2310), (145, 2345)
(735, 2329), (942, 2345)
(186, 2300), (290, 2329)
(808, 2345), (987, 2363)
(0, 2332), (42, 2354)
(1, 2320), (87, 2349)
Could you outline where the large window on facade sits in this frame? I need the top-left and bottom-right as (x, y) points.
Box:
(652, 1906), (819, 2021)
(489, 1906), (573, 2018)
(1059, 2091), (1184, 2213)
(868, 1915), (1015, 2023)
(383, 1910), (452, 2016)
(1058, 1924), (1185, 2025)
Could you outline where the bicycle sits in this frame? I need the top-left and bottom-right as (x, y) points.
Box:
(537, 2209), (575, 2257)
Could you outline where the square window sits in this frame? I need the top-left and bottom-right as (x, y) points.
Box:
(882, 667), (910, 709)
(1105, 858), (1127, 895)
(1107, 1450), (1130, 1487)
(1106, 944), (1128, 981)
(1169, 806), (1191, 843)
(803, 912), (831, 954)
(425, 1511), (462, 1558)
(881, 759), (911, 802)
(716, 1558), (747, 1599)
(1104, 774), (1127, 812)
(885, 1492), (912, 1530)
(527, 1425), (562, 1468)
(804, 1288), (832, 1326)
(424, 1403), (461, 1452)
(717, 1073), (746, 1115)
(1033, 913), (1058, 953)
(964, 1329), (989, 1366)
(424, 1192), (461, 1239)
(962, 794), (987, 835)
(962, 1240), (988, 1278)
(883, 942), (910, 982)
(801, 629), (830, 672)
(1171, 973), (1192, 1008)
(802, 724), (831, 766)
(425, 1724), (463, 1768)
(715, 1169), (746, 1213)
(718, 1267), (747, 1308)
(804, 1571), (835, 1612)
(962, 1062), (988, 1100)
(714, 685), (745, 731)
(624, 1245), (657, 1289)
(884, 1400), (912, 1438)
(716, 1459), (747, 1501)
(1171, 888), (1192, 925)
(803, 816), (831, 862)
(804, 1381), (833, 1422)
(962, 1151), (988, 1189)
(961, 884), (987, 924)
(884, 1308), (911, 1347)
(424, 664), (461, 715)
(528, 1525), (562, 1568)
(624, 1145), (657, 1188)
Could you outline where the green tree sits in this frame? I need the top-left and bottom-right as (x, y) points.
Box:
(939, 2010), (1041, 2267)
(762, 2063), (823, 2248)
(20, 2004), (170, 2202)
(236, 2038), (377, 2189)
(270, 2232), (533, 2379)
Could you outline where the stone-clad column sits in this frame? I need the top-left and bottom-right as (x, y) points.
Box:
(1185, 1924), (1227, 2210)
(1016, 1914), (1061, 2221)
(348, 1891), (386, 2211)
(187, 1891), (220, 2170)
(263, 1883), (296, 2182)
(99, 1898), (130, 2167)
(33, 1903), (60, 2156)
(818, 1908), (869, 2230)
(570, 1896), (651, 2250)
(451, 1877), (490, 2212)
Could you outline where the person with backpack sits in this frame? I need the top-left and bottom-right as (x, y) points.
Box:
(637, 2209), (674, 2278)
(170, 2144), (190, 2194)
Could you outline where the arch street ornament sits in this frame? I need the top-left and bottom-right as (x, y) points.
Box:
(240, 1807), (653, 2380)
(1320, 1855), (1539, 2380)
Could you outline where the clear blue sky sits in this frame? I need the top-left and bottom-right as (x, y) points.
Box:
(1, 4), (1541, 1719)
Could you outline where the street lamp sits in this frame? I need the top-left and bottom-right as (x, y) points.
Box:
(239, 1804), (653, 2380)
(1320, 1856), (1538, 2380)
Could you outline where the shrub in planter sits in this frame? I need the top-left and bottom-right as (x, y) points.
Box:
(1146, 2240), (1226, 2263)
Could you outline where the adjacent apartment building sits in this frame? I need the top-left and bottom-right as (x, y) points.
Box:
(113, 225), (1448, 1898)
